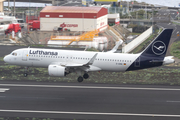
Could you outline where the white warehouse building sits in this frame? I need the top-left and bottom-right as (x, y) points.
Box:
(40, 6), (108, 31)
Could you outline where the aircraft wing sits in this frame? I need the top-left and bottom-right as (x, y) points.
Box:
(61, 53), (98, 67)
(61, 63), (84, 67)
(107, 39), (123, 53)
(50, 53), (101, 71)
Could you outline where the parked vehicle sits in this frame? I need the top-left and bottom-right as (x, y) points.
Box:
(4, 23), (21, 35)
(17, 19), (25, 28)
(28, 20), (40, 31)
(0, 23), (21, 34)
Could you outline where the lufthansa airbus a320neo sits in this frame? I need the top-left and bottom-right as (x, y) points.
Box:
(4, 29), (174, 82)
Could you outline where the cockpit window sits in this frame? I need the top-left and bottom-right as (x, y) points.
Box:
(12, 52), (17, 56)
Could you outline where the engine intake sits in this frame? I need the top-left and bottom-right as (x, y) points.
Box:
(48, 65), (66, 77)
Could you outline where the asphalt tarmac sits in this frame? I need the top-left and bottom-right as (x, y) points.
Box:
(0, 81), (179, 120)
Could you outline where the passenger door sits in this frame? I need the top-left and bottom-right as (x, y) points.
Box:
(22, 50), (28, 61)
(134, 57), (140, 67)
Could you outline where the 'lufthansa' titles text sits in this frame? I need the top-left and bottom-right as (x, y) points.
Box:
(29, 50), (58, 56)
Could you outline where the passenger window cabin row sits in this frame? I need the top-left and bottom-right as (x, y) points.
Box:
(28, 55), (131, 63)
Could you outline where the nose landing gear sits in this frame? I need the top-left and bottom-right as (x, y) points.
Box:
(24, 73), (28, 77)
(23, 67), (28, 77)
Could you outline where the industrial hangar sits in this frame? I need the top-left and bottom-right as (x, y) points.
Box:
(40, 6), (108, 31)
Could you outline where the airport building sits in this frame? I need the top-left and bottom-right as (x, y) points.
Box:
(40, 6), (108, 31)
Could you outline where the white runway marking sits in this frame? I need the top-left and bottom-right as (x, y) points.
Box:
(167, 101), (180, 103)
(0, 88), (9, 92)
(0, 109), (179, 118)
(0, 84), (179, 91)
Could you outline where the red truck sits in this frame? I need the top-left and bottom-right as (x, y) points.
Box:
(28, 20), (40, 31)
(4, 23), (21, 35)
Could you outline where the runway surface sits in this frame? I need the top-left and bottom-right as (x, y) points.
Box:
(0, 81), (179, 120)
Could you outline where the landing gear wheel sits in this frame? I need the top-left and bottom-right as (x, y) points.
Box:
(83, 73), (89, 79)
(24, 73), (28, 77)
(24, 67), (29, 77)
(77, 76), (83, 82)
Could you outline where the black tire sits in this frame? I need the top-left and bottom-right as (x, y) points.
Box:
(24, 73), (28, 77)
(83, 73), (89, 79)
(77, 76), (83, 82)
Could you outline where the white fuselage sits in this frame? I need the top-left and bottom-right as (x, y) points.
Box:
(4, 48), (140, 72)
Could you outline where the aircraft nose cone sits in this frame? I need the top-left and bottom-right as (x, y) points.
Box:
(3, 55), (9, 63)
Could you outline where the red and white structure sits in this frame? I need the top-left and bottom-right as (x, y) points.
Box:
(0, 23), (21, 35)
(40, 6), (108, 31)
(108, 13), (120, 25)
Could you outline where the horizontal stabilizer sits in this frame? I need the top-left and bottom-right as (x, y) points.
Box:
(107, 39), (123, 53)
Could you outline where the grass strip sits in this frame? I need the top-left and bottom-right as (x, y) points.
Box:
(1, 65), (180, 85)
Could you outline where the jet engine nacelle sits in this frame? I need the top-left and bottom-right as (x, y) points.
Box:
(48, 65), (66, 77)
(163, 56), (175, 65)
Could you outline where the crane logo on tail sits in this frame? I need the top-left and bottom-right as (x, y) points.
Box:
(152, 41), (166, 55)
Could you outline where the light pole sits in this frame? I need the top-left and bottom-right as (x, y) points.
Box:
(127, 1), (129, 15)
(83, 12), (84, 32)
(27, 0), (30, 33)
(136, 11), (138, 19)
(14, 0), (15, 16)
(152, 9), (154, 33)
(8, 0), (9, 13)
(145, 4), (147, 19)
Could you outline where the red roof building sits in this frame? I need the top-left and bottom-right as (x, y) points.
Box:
(40, 6), (108, 31)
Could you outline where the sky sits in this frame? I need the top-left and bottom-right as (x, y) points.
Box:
(126, 0), (180, 7)
(3, 0), (180, 7)
(3, 2), (52, 7)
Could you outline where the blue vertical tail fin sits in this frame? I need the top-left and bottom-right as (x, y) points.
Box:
(126, 29), (173, 71)
(141, 29), (173, 57)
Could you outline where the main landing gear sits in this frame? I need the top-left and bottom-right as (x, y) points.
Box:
(77, 76), (83, 82)
(77, 73), (89, 82)
(83, 73), (89, 79)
